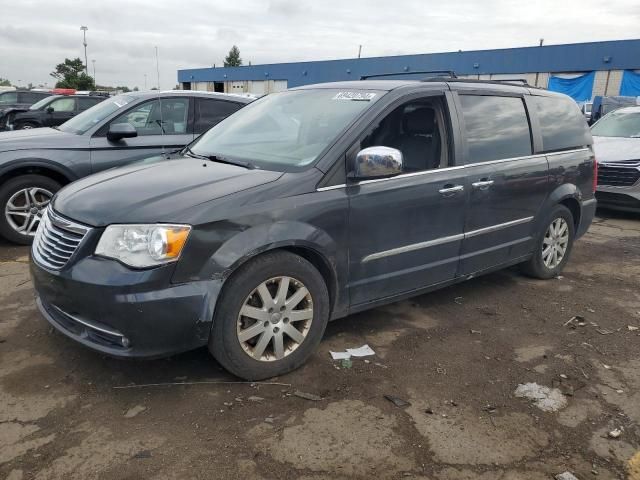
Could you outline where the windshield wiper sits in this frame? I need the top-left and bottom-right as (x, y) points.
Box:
(183, 146), (254, 169)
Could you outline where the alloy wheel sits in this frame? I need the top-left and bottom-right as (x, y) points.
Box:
(236, 276), (313, 362)
(4, 187), (53, 236)
(542, 217), (569, 269)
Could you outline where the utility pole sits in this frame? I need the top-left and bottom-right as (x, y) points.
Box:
(358, 45), (362, 58)
(144, 74), (147, 90)
(155, 46), (161, 90)
(80, 26), (89, 74)
(539, 38), (544, 47)
(92, 59), (96, 86)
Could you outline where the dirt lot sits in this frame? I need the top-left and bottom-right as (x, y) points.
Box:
(1, 211), (639, 480)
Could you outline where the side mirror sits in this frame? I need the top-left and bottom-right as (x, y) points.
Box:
(107, 123), (137, 142)
(350, 146), (403, 180)
(46, 107), (54, 114)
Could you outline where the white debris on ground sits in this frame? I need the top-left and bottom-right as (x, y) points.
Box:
(555, 472), (579, 480)
(330, 344), (376, 360)
(514, 382), (568, 412)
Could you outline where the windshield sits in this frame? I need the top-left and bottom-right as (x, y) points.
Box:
(190, 88), (382, 170)
(58, 94), (135, 135)
(29, 96), (55, 110)
(591, 110), (640, 138)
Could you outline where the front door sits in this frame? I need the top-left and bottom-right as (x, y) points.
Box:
(46, 97), (77, 127)
(89, 97), (194, 173)
(454, 92), (549, 275)
(347, 93), (467, 306)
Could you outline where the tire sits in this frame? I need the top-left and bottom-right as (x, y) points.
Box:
(17, 122), (39, 130)
(209, 250), (330, 380)
(521, 204), (575, 279)
(0, 175), (61, 245)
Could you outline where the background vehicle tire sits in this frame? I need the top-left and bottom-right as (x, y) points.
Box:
(521, 204), (575, 279)
(17, 122), (39, 130)
(209, 250), (330, 380)
(0, 175), (61, 245)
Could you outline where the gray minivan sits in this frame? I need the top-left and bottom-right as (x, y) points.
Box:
(30, 79), (596, 380)
(0, 91), (252, 244)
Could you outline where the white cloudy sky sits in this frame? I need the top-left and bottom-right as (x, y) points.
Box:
(1, 0), (639, 89)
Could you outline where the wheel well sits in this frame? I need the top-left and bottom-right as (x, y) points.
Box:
(0, 166), (71, 188)
(559, 197), (580, 229)
(278, 246), (337, 314)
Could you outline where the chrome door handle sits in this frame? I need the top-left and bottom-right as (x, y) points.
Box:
(472, 180), (494, 189)
(439, 185), (464, 196)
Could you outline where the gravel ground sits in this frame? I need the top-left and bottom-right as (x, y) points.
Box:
(1, 210), (639, 480)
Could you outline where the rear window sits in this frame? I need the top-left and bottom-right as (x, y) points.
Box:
(459, 95), (532, 163)
(532, 96), (591, 152)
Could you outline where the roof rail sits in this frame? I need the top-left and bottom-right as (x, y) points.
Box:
(360, 70), (457, 80)
(489, 78), (531, 86)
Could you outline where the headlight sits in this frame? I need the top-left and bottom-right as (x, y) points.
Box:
(95, 224), (191, 268)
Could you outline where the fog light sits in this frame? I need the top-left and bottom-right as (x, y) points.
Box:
(121, 337), (130, 348)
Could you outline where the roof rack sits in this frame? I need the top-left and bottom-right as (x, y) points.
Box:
(421, 77), (537, 88)
(360, 70), (457, 80)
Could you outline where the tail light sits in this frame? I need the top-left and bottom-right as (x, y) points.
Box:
(593, 157), (598, 193)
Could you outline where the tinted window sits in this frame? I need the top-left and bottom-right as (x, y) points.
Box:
(111, 98), (189, 136)
(533, 96), (591, 151)
(78, 97), (102, 111)
(20, 92), (48, 103)
(195, 99), (242, 134)
(460, 95), (532, 163)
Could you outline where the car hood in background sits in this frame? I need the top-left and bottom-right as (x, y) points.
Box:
(593, 136), (640, 163)
(0, 127), (88, 151)
(52, 156), (283, 226)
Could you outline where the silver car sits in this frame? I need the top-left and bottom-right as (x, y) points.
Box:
(592, 106), (640, 212)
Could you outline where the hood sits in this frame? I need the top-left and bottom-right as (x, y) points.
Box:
(52, 156), (283, 226)
(593, 136), (640, 163)
(0, 127), (85, 151)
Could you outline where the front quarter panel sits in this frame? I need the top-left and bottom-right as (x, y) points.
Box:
(172, 179), (349, 318)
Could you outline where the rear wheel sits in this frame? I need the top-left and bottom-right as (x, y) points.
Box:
(209, 250), (330, 380)
(17, 122), (39, 130)
(0, 175), (61, 245)
(521, 204), (575, 279)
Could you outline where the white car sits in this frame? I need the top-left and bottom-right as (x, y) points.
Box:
(592, 106), (640, 212)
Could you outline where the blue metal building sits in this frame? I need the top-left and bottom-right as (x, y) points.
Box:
(178, 39), (640, 100)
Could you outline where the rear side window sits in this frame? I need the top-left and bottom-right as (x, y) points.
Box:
(532, 96), (591, 152)
(459, 95), (532, 163)
(195, 99), (242, 134)
(78, 97), (101, 111)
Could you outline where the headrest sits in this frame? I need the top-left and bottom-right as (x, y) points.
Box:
(403, 108), (435, 134)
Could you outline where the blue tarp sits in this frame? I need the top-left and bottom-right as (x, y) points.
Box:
(620, 70), (640, 96)
(547, 71), (595, 101)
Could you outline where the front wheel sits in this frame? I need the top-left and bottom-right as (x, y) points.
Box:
(521, 204), (575, 279)
(209, 251), (330, 380)
(0, 175), (61, 245)
(17, 122), (39, 130)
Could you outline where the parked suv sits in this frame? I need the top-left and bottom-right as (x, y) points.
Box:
(30, 79), (596, 380)
(0, 90), (51, 131)
(592, 106), (640, 212)
(0, 91), (252, 244)
(6, 94), (107, 130)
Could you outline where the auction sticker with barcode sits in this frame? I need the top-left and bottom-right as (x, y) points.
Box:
(332, 92), (377, 101)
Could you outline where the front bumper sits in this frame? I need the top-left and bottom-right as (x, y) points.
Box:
(31, 255), (222, 358)
(596, 185), (640, 213)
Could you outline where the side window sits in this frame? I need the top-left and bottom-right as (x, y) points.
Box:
(532, 96), (591, 152)
(459, 95), (532, 163)
(78, 97), (100, 111)
(49, 98), (76, 112)
(110, 98), (189, 136)
(355, 96), (448, 173)
(0, 92), (18, 104)
(195, 99), (242, 134)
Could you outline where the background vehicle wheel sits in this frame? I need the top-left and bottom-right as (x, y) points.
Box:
(521, 204), (575, 279)
(17, 122), (39, 130)
(0, 175), (61, 245)
(209, 250), (330, 380)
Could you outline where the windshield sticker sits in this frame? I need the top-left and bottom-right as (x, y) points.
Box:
(113, 101), (125, 108)
(332, 92), (377, 101)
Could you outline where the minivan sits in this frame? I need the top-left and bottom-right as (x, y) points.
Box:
(30, 79), (597, 380)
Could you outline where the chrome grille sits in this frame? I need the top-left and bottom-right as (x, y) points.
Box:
(32, 208), (90, 270)
(598, 164), (640, 187)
